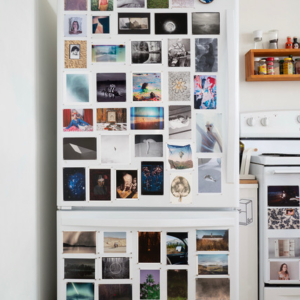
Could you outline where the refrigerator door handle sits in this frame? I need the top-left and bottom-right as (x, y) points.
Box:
(226, 9), (239, 184)
(273, 170), (300, 174)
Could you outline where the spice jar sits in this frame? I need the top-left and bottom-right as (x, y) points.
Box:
(254, 57), (260, 75)
(267, 57), (275, 75)
(259, 59), (267, 75)
(274, 58), (280, 75)
(283, 58), (293, 75)
(295, 59), (300, 74)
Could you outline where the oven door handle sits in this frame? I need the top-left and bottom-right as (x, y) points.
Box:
(273, 170), (300, 174)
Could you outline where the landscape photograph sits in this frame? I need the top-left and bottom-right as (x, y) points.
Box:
(104, 232), (126, 253)
(198, 254), (228, 275)
(118, 13), (151, 34)
(167, 144), (193, 170)
(167, 270), (187, 300)
(140, 270), (160, 299)
(131, 107), (164, 130)
(196, 230), (229, 251)
(139, 232), (161, 263)
(196, 278), (230, 300)
(67, 283), (94, 300)
(192, 13), (220, 35)
(99, 284), (132, 300)
(92, 45), (126, 63)
(131, 41), (162, 64)
(63, 231), (96, 254)
(64, 258), (95, 280)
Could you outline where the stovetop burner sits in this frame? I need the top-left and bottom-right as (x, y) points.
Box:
(261, 153), (300, 157)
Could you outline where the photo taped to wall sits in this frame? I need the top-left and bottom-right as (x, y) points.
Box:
(102, 257), (130, 279)
(63, 231), (96, 254)
(63, 168), (86, 201)
(91, 0), (113, 11)
(139, 232), (161, 263)
(192, 12), (220, 35)
(99, 284), (132, 300)
(64, 258), (95, 279)
(168, 72), (190, 101)
(131, 107), (164, 130)
(118, 13), (151, 35)
(135, 134), (163, 157)
(198, 158), (221, 193)
(140, 270), (160, 299)
(155, 13), (187, 35)
(89, 169), (111, 201)
(170, 173), (192, 204)
(195, 38), (218, 72)
(63, 138), (97, 160)
(166, 232), (188, 265)
(66, 73), (89, 103)
(97, 108), (127, 131)
(141, 161), (164, 195)
(131, 41), (162, 64)
(133, 73), (161, 101)
(104, 232), (127, 253)
(63, 109), (93, 132)
(194, 75), (217, 109)
(168, 39), (190, 67)
(167, 270), (187, 300)
(65, 0), (87, 10)
(116, 170), (138, 199)
(65, 40), (87, 68)
(169, 105), (191, 139)
(92, 44), (126, 63)
(92, 16), (110, 34)
(67, 283), (94, 300)
(64, 15), (87, 37)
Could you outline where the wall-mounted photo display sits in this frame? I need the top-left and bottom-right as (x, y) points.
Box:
(117, 0), (145, 8)
(130, 107), (164, 130)
(118, 13), (151, 35)
(198, 158), (221, 194)
(92, 16), (110, 34)
(116, 170), (138, 199)
(135, 135), (163, 157)
(140, 270), (160, 299)
(102, 257), (130, 279)
(91, 0), (113, 11)
(64, 258), (95, 279)
(67, 283), (94, 300)
(63, 231), (96, 254)
(195, 38), (218, 72)
(268, 186), (300, 207)
(63, 138), (97, 160)
(167, 144), (193, 170)
(196, 113), (222, 153)
(167, 270), (187, 300)
(268, 208), (300, 230)
(96, 73), (126, 102)
(92, 44), (126, 63)
(168, 39), (190, 67)
(138, 232), (161, 263)
(64, 15), (87, 37)
(168, 72), (190, 102)
(147, 0), (168, 9)
(63, 168), (86, 201)
(196, 230), (229, 251)
(99, 284), (132, 300)
(65, 40), (87, 68)
(197, 254), (228, 275)
(154, 13), (188, 35)
(131, 41), (162, 64)
(133, 73), (162, 101)
(63, 109), (93, 132)
(65, 0), (87, 10)
(141, 161), (164, 195)
(171, 0), (193, 8)
(104, 232), (127, 253)
(170, 173), (192, 204)
(166, 232), (188, 265)
(169, 105), (191, 139)
(196, 278), (230, 300)
(270, 261), (299, 281)
(89, 169), (111, 201)
(268, 238), (300, 259)
(97, 108), (127, 131)
(194, 75), (217, 109)
(65, 73), (90, 103)
(192, 12), (220, 35)
(100, 135), (130, 164)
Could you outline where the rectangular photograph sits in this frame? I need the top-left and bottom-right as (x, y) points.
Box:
(198, 158), (221, 193)
(147, 0), (168, 8)
(167, 144), (193, 170)
(196, 230), (229, 251)
(270, 261), (299, 281)
(169, 105), (191, 139)
(118, 13), (151, 35)
(198, 254), (228, 275)
(195, 38), (218, 72)
(92, 16), (110, 34)
(269, 238), (300, 258)
(170, 173), (192, 204)
(92, 44), (125, 63)
(268, 186), (299, 207)
(65, 73), (89, 103)
(133, 73), (161, 101)
(168, 39), (190, 67)
(131, 41), (162, 64)
(99, 284), (132, 300)
(166, 232), (188, 265)
(130, 107), (164, 130)
(141, 162), (164, 195)
(65, 40), (87, 68)
(91, 0), (113, 11)
(135, 135), (163, 157)
(67, 283), (94, 300)
(117, 0), (144, 7)
(102, 257), (130, 279)
(65, 0), (87, 10)
(192, 12), (220, 35)
(116, 170), (138, 199)
(63, 168), (86, 201)
(63, 231), (96, 254)
(196, 113), (222, 153)
(139, 232), (161, 263)
(104, 232), (126, 253)
(97, 108), (127, 131)
(64, 15), (87, 37)
(64, 258), (95, 279)
(194, 75), (217, 109)
(168, 72), (190, 101)
(63, 109), (93, 132)
(171, 0), (193, 8)
(89, 169), (111, 201)
(268, 208), (300, 230)
(96, 73), (126, 102)
(155, 13), (187, 35)
(196, 278), (229, 300)
(140, 270), (160, 299)
(63, 138), (97, 160)
(167, 270), (187, 300)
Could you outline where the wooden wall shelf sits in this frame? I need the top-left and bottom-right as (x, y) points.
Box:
(245, 49), (300, 82)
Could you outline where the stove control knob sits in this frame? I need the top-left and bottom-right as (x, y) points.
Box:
(297, 116), (300, 123)
(261, 117), (269, 126)
(246, 117), (255, 126)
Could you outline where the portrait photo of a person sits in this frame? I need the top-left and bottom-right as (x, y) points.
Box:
(69, 45), (80, 59)
(66, 111), (90, 130)
(69, 19), (82, 35)
(278, 263), (290, 280)
(94, 175), (108, 196)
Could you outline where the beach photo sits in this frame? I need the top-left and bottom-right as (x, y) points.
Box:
(131, 107), (164, 130)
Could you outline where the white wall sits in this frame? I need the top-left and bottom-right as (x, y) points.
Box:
(240, 0), (300, 113)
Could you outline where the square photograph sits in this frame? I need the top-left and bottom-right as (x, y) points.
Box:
(92, 44), (126, 63)
(141, 162), (164, 195)
(97, 108), (127, 131)
(89, 169), (111, 201)
(168, 72), (190, 101)
(147, 0), (168, 9)
(194, 75), (217, 109)
(63, 109), (93, 132)
(131, 41), (162, 64)
(130, 107), (164, 130)
(192, 12), (220, 35)
(118, 13), (151, 35)
(104, 232), (126, 253)
(166, 232), (188, 265)
(117, 0), (145, 8)
(196, 278), (229, 300)
(270, 261), (299, 281)
(92, 16), (110, 34)
(99, 284), (132, 300)
(140, 270), (160, 299)
(155, 13), (187, 35)
(102, 257), (130, 279)
(65, 0), (87, 10)
(64, 15), (87, 37)
(133, 73), (161, 101)
(195, 38), (218, 72)
(196, 230), (229, 251)
(167, 270), (187, 300)
(139, 232), (161, 263)
(91, 0), (113, 11)
(65, 40), (87, 68)
(63, 168), (86, 201)
(67, 283), (94, 300)
(116, 170), (138, 199)
(169, 105), (191, 139)
(268, 208), (300, 230)
(65, 73), (89, 103)
(171, 0), (193, 8)
(63, 138), (97, 160)
(63, 231), (96, 254)
(64, 258), (95, 279)
(198, 254), (228, 275)
(167, 144), (193, 170)
(168, 39), (190, 67)
(135, 135), (163, 157)
(198, 158), (221, 193)
(170, 173), (192, 204)
(268, 186), (299, 207)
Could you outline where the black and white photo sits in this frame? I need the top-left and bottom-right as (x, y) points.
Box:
(195, 38), (218, 72)
(170, 173), (192, 204)
(168, 72), (190, 101)
(64, 258), (95, 279)
(169, 105), (191, 139)
(118, 13), (151, 35)
(192, 12), (220, 35)
(102, 257), (130, 279)
(117, 0), (145, 8)
(155, 13), (188, 35)
(168, 39), (190, 67)
(63, 138), (97, 160)
(69, 44), (80, 59)
(63, 231), (96, 254)
(135, 135), (163, 157)
(131, 41), (162, 64)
